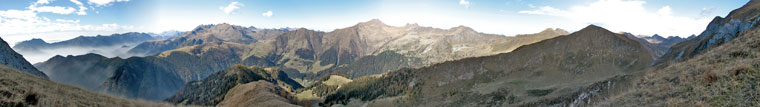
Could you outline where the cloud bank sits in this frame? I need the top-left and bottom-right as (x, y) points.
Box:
(519, 0), (712, 37)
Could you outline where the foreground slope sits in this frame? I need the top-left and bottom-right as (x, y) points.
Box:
(0, 37), (47, 78)
(322, 25), (653, 106)
(608, 21), (760, 106)
(606, 1), (760, 106)
(0, 65), (162, 106)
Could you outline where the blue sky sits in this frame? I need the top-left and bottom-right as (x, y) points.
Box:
(0, 0), (750, 46)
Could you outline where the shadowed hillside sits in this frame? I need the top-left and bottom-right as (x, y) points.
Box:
(0, 65), (165, 106)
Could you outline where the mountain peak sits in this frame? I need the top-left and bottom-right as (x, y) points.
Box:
(451, 25), (474, 31)
(540, 28), (569, 35)
(356, 19), (388, 27)
(573, 25), (615, 35)
(580, 24), (604, 31)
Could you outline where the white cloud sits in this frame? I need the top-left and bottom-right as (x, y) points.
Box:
(657, 6), (672, 16)
(0, 10), (37, 19)
(220, 1), (244, 15)
(25, 0), (88, 15)
(518, 0), (712, 37)
(88, 0), (129, 6)
(70, 0), (88, 15)
(518, 6), (561, 15)
(29, 5), (77, 14)
(35, 0), (51, 5)
(261, 10), (273, 17)
(459, 0), (471, 8)
(0, 9), (134, 46)
(55, 19), (80, 23)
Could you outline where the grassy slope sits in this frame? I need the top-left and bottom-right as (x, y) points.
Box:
(0, 65), (166, 106)
(218, 80), (299, 107)
(605, 20), (760, 106)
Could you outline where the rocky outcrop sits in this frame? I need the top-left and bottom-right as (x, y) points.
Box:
(658, 0), (760, 64)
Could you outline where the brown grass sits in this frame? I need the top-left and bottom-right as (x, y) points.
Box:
(0, 65), (170, 107)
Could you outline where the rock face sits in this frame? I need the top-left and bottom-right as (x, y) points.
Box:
(0, 37), (47, 78)
(658, 0), (760, 64)
(164, 65), (302, 106)
(322, 25), (654, 106)
(218, 81), (299, 107)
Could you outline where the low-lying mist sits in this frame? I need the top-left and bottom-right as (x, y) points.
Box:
(17, 43), (150, 63)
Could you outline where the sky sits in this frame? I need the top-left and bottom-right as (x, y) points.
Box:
(0, 0), (750, 46)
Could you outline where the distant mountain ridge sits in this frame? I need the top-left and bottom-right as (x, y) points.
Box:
(13, 32), (158, 50)
(12, 32), (177, 63)
(623, 33), (691, 59)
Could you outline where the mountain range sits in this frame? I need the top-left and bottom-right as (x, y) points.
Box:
(3, 0), (759, 106)
(317, 1), (760, 106)
(34, 19), (568, 101)
(12, 32), (179, 63)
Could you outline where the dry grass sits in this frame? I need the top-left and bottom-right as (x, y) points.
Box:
(0, 65), (170, 106)
(322, 75), (353, 86)
(606, 24), (760, 106)
(218, 81), (299, 107)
